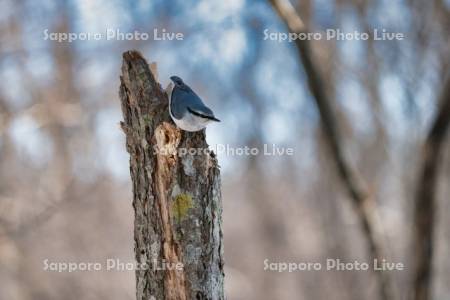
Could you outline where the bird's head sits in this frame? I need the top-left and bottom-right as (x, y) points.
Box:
(170, 76), (184, 86)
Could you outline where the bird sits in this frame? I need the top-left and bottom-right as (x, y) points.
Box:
(167, 76), (220, 132)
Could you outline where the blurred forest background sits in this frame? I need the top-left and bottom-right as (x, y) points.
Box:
(0, 0), (449, 300)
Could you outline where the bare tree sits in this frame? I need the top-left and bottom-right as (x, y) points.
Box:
(268, 1), (395, 300)
(413, 76), (450, 300)
(119, 51), (224, 300)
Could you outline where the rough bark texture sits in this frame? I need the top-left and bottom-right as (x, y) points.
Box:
(268, 1), (395, 300)
(119, 50), (224, 300)
(413, 76), (450, 300)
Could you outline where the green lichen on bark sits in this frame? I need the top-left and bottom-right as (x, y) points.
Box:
(142, 114), (152, 125)
(172, 193), (194, 222)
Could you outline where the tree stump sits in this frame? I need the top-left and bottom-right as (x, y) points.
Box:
(119, 50), (224, 300)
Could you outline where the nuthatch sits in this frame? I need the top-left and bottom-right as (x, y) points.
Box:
(167, 76), (220, 132)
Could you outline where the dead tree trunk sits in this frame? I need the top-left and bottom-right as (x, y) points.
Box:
(119, 50), (224, 300)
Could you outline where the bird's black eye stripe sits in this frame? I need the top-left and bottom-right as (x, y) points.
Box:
(187, 107), (216, 121)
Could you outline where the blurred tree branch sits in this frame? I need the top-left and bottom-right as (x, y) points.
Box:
(268, 1), (395, 300)
(413, 75), (450, 300)
(0, 179), (98, 241)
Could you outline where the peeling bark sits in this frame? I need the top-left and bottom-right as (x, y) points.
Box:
(119, 50), (224, 300)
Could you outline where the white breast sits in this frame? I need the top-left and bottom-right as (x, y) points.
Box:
(173, 113), (211, 132)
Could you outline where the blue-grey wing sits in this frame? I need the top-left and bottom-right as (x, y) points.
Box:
(184, 89), (216, 119)
(170, 86), (188, 119)
(187, 97), (215, 118)
(171, 85), (215, 119)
